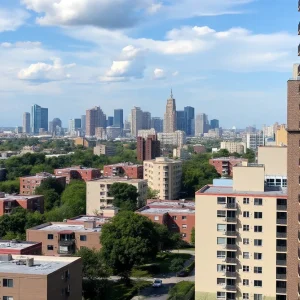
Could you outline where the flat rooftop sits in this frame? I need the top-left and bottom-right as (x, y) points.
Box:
(55, 166), (98, 171)
(197, 185), (287, 197)
(210, 157), (246, 161)
(0, 255), (80, 275)
(0, 194), (42, 201)
(33, 223), (101, 233)
(68, 216), (110, 223)
(105, 163), (142, 168)
(148, 200), (195, 208)
(139, 207), (195, 215)
(0, 241), (40, 250)
(89, 177), (146, 183)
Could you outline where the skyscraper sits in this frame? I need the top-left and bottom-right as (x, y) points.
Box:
(210, 119), (220, 130)
(176, 111), (186, 132)
(164, 90), (176, 133)
(114, 109), (123, 129)
(137, 135), (160, 161)
(86, 106), (106, 137)
(131, 107), (143, 137)
(49, 118), (62, 134)
(195, 113), (209, 136)
(107, 116), (114, 127)
(142, 111), (151, 129)
(69, 119), (81, 136)
(81, 115), (86, 132)
(31, 104), (48, 134)
(151, 117), (163, 133)
(23, 112), (30, 134)
(184, 106), (195, 136)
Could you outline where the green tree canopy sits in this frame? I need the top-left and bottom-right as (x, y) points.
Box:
(146, 187), (159, 200)
(169, 258), (185, 274)
(191, 227), (195, 246)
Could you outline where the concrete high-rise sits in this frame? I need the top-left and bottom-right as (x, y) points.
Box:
(81, 115), (86, 133)
(131, 107), (143, 137)
(114, 109), (123, 129)
(195, 113), (209, 136)
(164, 90), (176, 133)
(31, 104), (48, 134)
(69, 119), (81, 136)
(184, 106), (195, 136)
(176, 111), (186, 132)
(23, 112), (30, 134)
(49, 118), (62, 134)
(151, 117), (163, 133)
(142, 111), (151, 129)
(137, 134), (160, 162)
(86, 106), (106, 137)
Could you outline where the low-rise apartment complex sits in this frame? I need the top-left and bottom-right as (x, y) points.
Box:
(195, 163), (287, 300)
(137, 199), (195, 243)
(103, 163), (143, 179)
(220, 141), (246, 154)
(143, 157), (182, 200)
(209, 157), (248, 177)
(157, 131), (186, 147)
(86, 177), (148, 214)
(0, 240), (42, 255)
(0, 254), (82, 300)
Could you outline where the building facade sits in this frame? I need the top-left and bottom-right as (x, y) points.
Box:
(0, 241), (42, 255)
(209, 157), (248, 177)
(276, 125), (287, 146)
(93, 144), (116, 157)
(131, 107), (143, 137)
(31, 104), (48, 134)
(137, 135), (161, 162)
(86, 106), (106, 137)
(151, 117), (163, 133)
(176, 111), (186, 132)
(68, 119), (81, 136)
(142, 111), (152, 129)
(143, 157), (182, 200)
(246, 132), (265, 151)
(210, 119), (220, 130)
(195, 113), (209, 136)
(23, 112), (30, 134)
(138, 129), (156, 139)
(103, 163), (143, 179)
(157, 131), (186, 148)
(184, 106), (195, 136)
(114, 109), (124, 129)
(163, 91), (177, 133)
(220, 141), (246, 154)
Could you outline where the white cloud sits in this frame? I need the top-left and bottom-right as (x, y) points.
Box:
(172, 71), (179, 77)
(0, 9), (29, 32)
(18, 58), (76, 83)
(21, 0), (161, 29)
(153, 68), (166, 80)
(1, 41), (42, 49)
(100, 45), (146, 82)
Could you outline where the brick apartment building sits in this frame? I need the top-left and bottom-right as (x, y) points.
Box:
(209, 157), (248, 177)
(0, 193), (44, 215)
(0, 254), (82, 300)
(193, 144), (206, 154)
(137, 199), (195, 243)
(137, 134), (161, 162)
(0, 240), (42, 255)
(54, 166), (101, 184)
(20, 172), (66, 195)
(103, 163), (143, 179)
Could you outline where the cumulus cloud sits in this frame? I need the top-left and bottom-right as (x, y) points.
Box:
(18, 58), (75, 83)
(21, 0), (161, 29)
(0, 9), (29, 32)
(1, 42), (42, 49)
(100, 45), (146, 82)
(153, 68), (166, 80)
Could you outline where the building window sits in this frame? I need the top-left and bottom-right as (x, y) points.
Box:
(254, 198), (263, 206)
(182, 216), (187, 220)
(243, 225), (250, 231)
(171, 224), (176, 229)
(254, 226), (263, 232)
(254, 239), (263, 246)
(243, 266), (249, 272)
(217, 292), (225, 298)
(243, 293), (249, 300)
(3, 279), (13, 288)
(3, 297), (13, 300)
(217, 278), (226, 285)
(254, 267), (263, 274)
(217, 224), (226, 231)
(217, 237), (226, 245)
(172, 216), (177, 220)
(48, 234), (54, 240)
(243, 279), (249, 286)
(254, 280), (262, 287)
(243, 252), (250, 259)
(217, 197), (226, 204)
(47, 245), (54, 251)
(254, 212), (263, 219)
(154, 216), (159, 221)
(217, 210), (226, 218)
(254, 253), (262, 260)
(243, 211), (250, 218)
(182, 224), (187, 229)
(217, 251), (226, 258)
(243, 198), (249, 204)
(254, 295), (263, 300)
(243, 238), (249, 245)
(182, 233), (186, 238)
(80, 235), (87, 241)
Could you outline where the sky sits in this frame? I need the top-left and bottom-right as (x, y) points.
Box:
(0, 0), (298, 128)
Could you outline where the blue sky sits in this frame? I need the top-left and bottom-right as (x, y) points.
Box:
(0, 0), (298, 128)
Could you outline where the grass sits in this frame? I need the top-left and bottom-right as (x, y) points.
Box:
(168, 281), (195, 300)
(131, 252), (192, 278)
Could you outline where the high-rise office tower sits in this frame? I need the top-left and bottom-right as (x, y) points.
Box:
(210, 119), (220, 130)
(81, 115), (86, 132)
(164, 90), (176, 133)
(176, 110), (186, 132)
(114, 109), (124, 129)
(23, 112), (30, 134)
(86, 106), (106, 137)
(31, 104), (48, 134)
(107, 116), (114, 127)
(142, 111), (151, 129)
(151, 117), (163, 133)
(137, 134), (160, 161)
(131, 107), (143, 137)
(195, 113), (209, 136)
(49, 118), (62, 134)
(184, 106), (195, 136)
(69, 119), (81, 136)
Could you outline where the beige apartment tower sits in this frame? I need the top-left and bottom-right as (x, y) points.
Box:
(143, 157), (182, 200)
(195, 163), (287, 300)
(131, 107), (143, 137)
(163, 90), (177, 133)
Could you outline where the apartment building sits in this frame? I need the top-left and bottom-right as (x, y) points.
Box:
(193, 144), (206, 154)
(93, 144), (116, 157)
(0, 193), (44, 215)
(0, 240), (42, 255)
(195, 163), (287, 300)
(137, 199), (195, 243)
(137, 134), (161, 162)
(209, 157), (248, 177)
(54, 166), (101, 184)
(103, 163), (143, 179)
(20, 172), (66, 195)
(246, 132), (265, 151)
(157, 131), (186, 147)
(0, 254), (82, 300)
(27, 220), (102, 256)
(143, 157), (182, 200)
(275, 125), (287, 146)
(220, 141), (246, 154)
(86, 177), (148, 214)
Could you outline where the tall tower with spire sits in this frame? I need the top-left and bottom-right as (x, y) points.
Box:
(163, 89), (177, 133)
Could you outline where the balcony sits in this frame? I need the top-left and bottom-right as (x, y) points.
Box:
(277, 219), (287, 225)
(276, 287), (287, 294)
(222, 231), (237, 237)
(223, 244), (238, 251)
(223, 285), (236, 292)
(276, 260), (287, 266)
(276, 232), (287, 238)
(223, 203), (237, 209)
(277, 205), (287, 211)
(222, 271), (236, 278)
(225, 217), (237, 223)
(277, 246), (287, 252)
(276, 274), (287, 280)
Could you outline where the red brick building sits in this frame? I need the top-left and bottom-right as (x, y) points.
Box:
(0, 240), (42, 255)
(209, 157), (248, 177)
(137, 199), (195, 243)
(137, 135), (161, 162)
(103, 163), (143, 179)
(20, 172), (66, 195)
(54, 166), (101, 184)
(0, 193), (44, 215)
(193, 144), (206, 154)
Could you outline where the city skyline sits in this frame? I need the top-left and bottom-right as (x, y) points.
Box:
(0, 1), (294, 128)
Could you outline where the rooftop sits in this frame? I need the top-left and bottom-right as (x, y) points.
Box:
(210, 157), (247, 161)
(139, 207), (195, 215)
(55, 166), (98, 171)
(88, 177), (147, 183)
(31, 223), (101, 233)
(0, 255), (80, 275)
(21, 172), (65, 179)
(147, 200), (195, 208)
(0, 241), (40, 250)
(104, 162), (143, 168)
(0, 193), (42, 201)
(68, 216), (110, 223)
(145, 157), (182, 164)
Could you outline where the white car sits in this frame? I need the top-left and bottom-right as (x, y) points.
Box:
(152, 279), (162, 288)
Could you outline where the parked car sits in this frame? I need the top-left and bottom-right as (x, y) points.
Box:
(152, 279), (162, 288)
(176, 270), (189, 277)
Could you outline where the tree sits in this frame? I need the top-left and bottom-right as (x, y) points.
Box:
(242, 148), (255, 163)
(100, 211), (159, 282)
(191, 227), (195, 246)
(109, 183), (139, 211)
(169, 258), (185, 275)
(146, 187), (159, 200)
(212, 149), (230, 158)
(154, 223), (183, 250)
